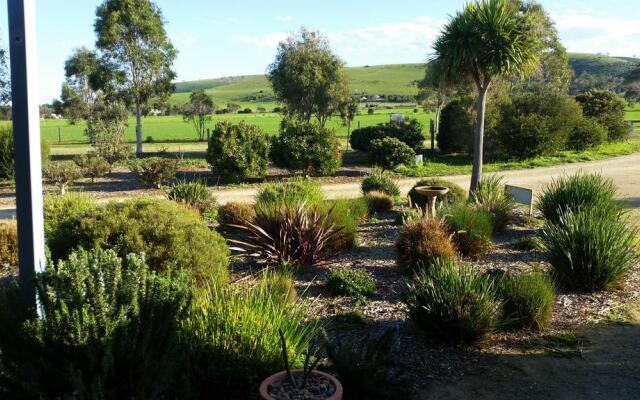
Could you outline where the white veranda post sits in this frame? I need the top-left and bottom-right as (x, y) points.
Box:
(7, 0), (46, 309)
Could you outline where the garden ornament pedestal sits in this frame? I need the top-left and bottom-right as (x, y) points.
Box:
(414, 186), (450, 218)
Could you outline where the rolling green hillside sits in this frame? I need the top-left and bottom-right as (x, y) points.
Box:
(171, 54), (640, 107)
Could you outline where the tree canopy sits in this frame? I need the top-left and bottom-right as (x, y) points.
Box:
(267, 28), (350, 127)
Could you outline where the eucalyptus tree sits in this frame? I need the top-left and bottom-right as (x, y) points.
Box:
(183, 90), (216, 141)
(433, 0), (541, 193)
(268, 28), (350, 127)
(94, 0), (177, 156)
(61, 47), (101, 123)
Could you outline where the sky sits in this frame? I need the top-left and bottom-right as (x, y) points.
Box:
(0, 0), (639, 103)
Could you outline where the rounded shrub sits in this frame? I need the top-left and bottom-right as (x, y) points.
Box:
(387, 118), (426, 151)
(368, 137), (415, 171)
(271, 119), (341, 176)
(408, 178), (466, 209)
(396, 218), (457, 272)
(567, 118), (607, 151)
(217, 202), (256, 226)
(349, 125), (387, 152)
(365, 191), (394, 213)
(128, 157), (178, 189)
(442, 203), (493, 258)
(536, 172), (618, 224)
(541, 207), (638, 292)
(575, 89), (631, 141)
(437, 98), (474, 154)
(0, 127), (50, 180)
(361, 170), (400, 197)
(404, 260), (500, 344)
(497, 272), (555, 331)
(47, 198), (230, 285)
(206, 121), (270, 183)
(44, 194), (97, 259)
(326, 268), (377, 298)
(255, 178), (323, 210)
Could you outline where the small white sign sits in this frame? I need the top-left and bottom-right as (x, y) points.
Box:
(506, 185), (534, 215)
(415, 154), (424, 166)
(390, 114), (405, 124)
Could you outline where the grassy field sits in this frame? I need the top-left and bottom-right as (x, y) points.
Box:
(41, 107), (433, 146)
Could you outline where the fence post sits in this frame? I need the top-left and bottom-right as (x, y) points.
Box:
(430, 119), (435, 151)
(58, 126), (61, 143)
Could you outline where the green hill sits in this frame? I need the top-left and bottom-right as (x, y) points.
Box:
(171, 54), (640, 107)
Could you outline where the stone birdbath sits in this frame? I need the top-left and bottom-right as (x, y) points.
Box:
(414, 186), (450, 218)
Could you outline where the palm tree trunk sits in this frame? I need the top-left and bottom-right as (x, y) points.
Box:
(470, 86), (489, 196)
(135, 102), (143, 157)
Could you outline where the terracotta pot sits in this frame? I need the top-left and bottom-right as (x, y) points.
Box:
(259, 369), (343, 400)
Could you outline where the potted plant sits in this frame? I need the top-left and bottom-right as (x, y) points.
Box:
(259, 330), (343, 400)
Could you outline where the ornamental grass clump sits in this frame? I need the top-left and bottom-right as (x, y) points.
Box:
(396, 218), (457, 273)
(365, 191), (394, 213)
(361, 170), (401, 197)
(541, 207), (638, 291)
(217, 202), (256, 226)
(255, 178), (324, 211)
(181, 270), (320, 400)
(536, 172), (619, 224)
(322, 197), (368, 250)
(404, 260), (499, 344)
(167, 180), (217, 218)
(472, 175), (514, 233)
(442, 203), (493, 258)
(497, 272), (555, 331)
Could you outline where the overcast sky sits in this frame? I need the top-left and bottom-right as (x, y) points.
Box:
(0, 0), (639, 103)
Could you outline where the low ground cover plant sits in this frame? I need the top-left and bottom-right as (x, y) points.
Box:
(396, 217), (457, 273)
(326, 268), (377, 298)
(404, 260), (499, 344)
(0, 247), (191, 399)
(536, 172), (618, 224)
(129, 157), (179, 188)
(408, 178), (466, 209)
(181, 270), (320, 399)
(365, 190), (394, 213)
(46, 198), (230, 285)
(497, 272), (555, 331)
(441, 203), (493, 257)
(541, 206), (638, 291)
(361, 170), (400, 197)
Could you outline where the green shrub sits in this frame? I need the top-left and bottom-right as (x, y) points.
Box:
(326, 268), (377, 298)
(73, 153), (110, 182)
(387, 118), (425, 151)
(255, 178), (324, 211)
(0, 247), (190, 399)
(0, 126), (50, 180)
(129, 157), (179, 188)
(47, 198), (229, 285)
(567, 118), (607, 151)
(167, 180), (216, 214)
(206, 121), (270, 182)
(45, 161), (83, 195)
(541, 207), (638, 291)
(472, 175), (514, 233)
(361, 169), (400, 196)
(408, 178), (467, 209)
(0, 221), (17, 272)
(396, 217), (457, 272)
(489, 92), (583, 160)
(217, 202), (256, 226)
(536, 172), (618, 224)
(44, 194), (96, 258)
(497, 272), (555, 330)
(181, 270), (320, 399)
(365, 191), (394, 213)
(350, 125), (387, 151)
(404, 260), (499, 344)
(442, 203), (493, 258)
(575, 89), (631, 141)
(326, 330), (412, 400)
(322, 197), (368, 250)
(437, 98), (474, 154)
(271, 119), (342, 176)
(369, 137), (415, 171)
(229, 203), (346, 267)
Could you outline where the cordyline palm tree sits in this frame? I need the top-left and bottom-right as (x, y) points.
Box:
(433, 0), (541, 195)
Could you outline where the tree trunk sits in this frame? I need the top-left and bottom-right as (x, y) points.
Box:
(469, 86), (489, 197)
(135, 102), (143, 157)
